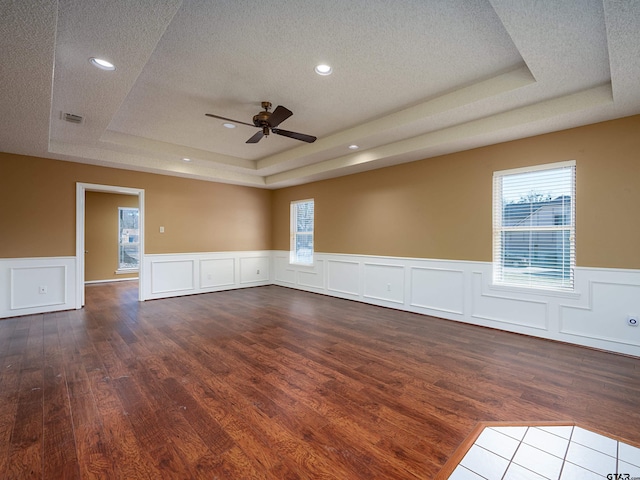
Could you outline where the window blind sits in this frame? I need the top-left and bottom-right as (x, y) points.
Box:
(290, 199), (314, 265)
(493, 161), (576, 290)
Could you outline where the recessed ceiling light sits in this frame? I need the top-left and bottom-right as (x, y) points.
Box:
(89, 57), (116, 71)
(222, 123), (236, 129)
(348, 144), (359, 150)
(181, 157), (192, 162)
(315, 64), (332, 76)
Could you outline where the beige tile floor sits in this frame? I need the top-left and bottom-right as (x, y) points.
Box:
(448, 425), (640, 479)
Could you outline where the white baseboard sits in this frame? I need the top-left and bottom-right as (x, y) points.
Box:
(85, 277), (138, 284)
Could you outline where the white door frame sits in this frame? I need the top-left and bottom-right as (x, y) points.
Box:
(75, 182), (145, 307)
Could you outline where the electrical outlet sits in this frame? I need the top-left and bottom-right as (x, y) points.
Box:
(387, 283), (391, 291)
(257, 269), (260, 275)
(39, 286), (47, 294)
(628, 315), (638, 327)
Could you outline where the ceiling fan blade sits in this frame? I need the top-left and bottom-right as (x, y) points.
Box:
(205, 113), (255, 128)
(272, 128), (317, 143)
(267, 105), (293, 128)
(246, 130), (264, 143)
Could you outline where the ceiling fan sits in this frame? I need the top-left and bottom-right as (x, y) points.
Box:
(206, 101), (317, 144)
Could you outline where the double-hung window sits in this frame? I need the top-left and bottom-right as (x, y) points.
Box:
(493, 161), (576, 290)
(118, 207), (140, 271)
(290, 199), (314, 265)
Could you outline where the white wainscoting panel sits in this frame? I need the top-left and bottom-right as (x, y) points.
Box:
(0, 257), (77, 318)
(273, 252), (640, 357)
(143, 251), (271, 300)
(151, 260), (194, 294)
(560, 276), (640, 351)
(410, 267), (464, 314)
(364, 263), (404, 304)
(5, 251), (639, 357)
(240, 256), (270, 284)
(11, 265), (67, 309)
(298, 259), (325, 290)
(273, 255), (324, 291)
(327, 260), (360, 297)
(274, 255), (296, 285)
(471, 272), (548, 330)
(200, 258), (235, 288)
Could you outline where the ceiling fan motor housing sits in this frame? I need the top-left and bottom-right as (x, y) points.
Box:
(253, 102), (273, 134)
(253, 111), (271, 127)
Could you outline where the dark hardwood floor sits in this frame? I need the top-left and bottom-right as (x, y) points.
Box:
(1, 281), (639, 479)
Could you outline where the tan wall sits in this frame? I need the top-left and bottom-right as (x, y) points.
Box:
(0, 153), (272, 258)
(2, 115), (639, 270)
(85, 192), (139, 282)
(272, 115), (640, 270)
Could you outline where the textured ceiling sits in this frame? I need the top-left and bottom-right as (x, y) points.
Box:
(1, 0), (639, 188)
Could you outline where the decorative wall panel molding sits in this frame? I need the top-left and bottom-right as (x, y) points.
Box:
(410, 266), (464, 314)
(560, 280), (640, 348)
(327, 260), (360, 296)
(142, 251), (271, 300)
(200, 258), (235, 288)
(298, 259), (324, 289)
(363, 263), (405, 304)
(471, 272), (548, 330)
(274, 255), (296, 285)
(240, 256), (270, 284)
(151, 259), (195, 294)
(0, 257), (76, 318)
(274, 252), (640, 357)
(11, 265), (67, 309)
(4, 252), (639, 357)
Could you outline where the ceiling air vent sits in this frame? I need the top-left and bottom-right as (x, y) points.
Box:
(62, 112), (84, 124)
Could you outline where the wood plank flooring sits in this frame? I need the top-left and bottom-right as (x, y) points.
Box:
(0, 281), (639, 479)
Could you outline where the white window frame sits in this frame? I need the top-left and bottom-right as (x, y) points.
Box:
(117, 207), (140, 273)
(290, 199), (314, 265)
(493, 160), (576, 291)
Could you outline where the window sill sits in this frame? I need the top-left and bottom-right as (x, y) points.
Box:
(489, 282), (581, 299)
(289, 261), (315, 268)
(115, 269), (139, 275)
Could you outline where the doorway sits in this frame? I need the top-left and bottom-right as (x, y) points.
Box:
(76, 183), (145, 308)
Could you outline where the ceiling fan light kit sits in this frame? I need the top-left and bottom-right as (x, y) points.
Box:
(206, 101), (317, 144)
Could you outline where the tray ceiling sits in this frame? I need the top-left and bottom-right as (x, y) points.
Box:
(2, 0), (639, 188)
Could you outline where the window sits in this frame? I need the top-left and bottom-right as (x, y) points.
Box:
(290, 199), (314, 265)
(118, 207), (139, 271)
(493, 161), (576, 290)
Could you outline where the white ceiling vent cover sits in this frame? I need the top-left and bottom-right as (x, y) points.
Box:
(62, 112), (84, 124)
